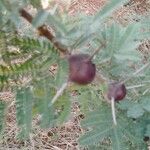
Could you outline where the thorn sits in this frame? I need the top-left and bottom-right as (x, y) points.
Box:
(111, 97), (117, 126)
(49, 82), (68, 107)
(122, 62), (150, 83)
(127, 84), (146, 89)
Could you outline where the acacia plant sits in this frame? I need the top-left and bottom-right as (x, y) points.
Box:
(0, 0), (150, 149)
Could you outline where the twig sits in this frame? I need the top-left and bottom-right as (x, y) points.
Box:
(111, 97), (117, 126)
(19, 8), (69, 55)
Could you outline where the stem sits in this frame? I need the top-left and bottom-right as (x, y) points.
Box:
(111, 97), (117, 126)
(49, 82), (68, 106)
(19, 8), (69, 55)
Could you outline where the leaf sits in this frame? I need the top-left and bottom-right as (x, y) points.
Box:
(81, 111), (112, 128)
(79, 105), (113, 146)
(0, 101), (6, 134)
(33, 78), (56, 128)
(141, 97), (150, 112)
(78, 87), (102, 114)
(127, 103), (144, 119)
(55, 59), (68, 87)
(94, 0), (128, 21)
(118, 96), (150, 119)
(105, 23), (120, 57)
(0, 36), (59, 88)
(111, 127), (129, 150)
(29, 0), (42, 9)
(16, 87), (33, 140)
(54, 92), (71, 125)
(79, 104), (146, 149)
(145, 124), (150, 137)
(11, 37), (57, 54)
(114, 24), (141, 61)
(33, 77), (71, 127)
(98, 23), (142, 65)
(117, 24), (141, 50)
(0, 1), (5, 11)
(118, 100), (134, 110)
(79, 125), (112, 146)
(114, 52), (141, 61)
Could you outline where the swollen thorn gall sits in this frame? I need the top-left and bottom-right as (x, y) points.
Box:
(107, 82), (127, 101)
(68, 54), (96, 85)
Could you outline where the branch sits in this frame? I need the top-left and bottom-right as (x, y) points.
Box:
(19, 8), (69, 55)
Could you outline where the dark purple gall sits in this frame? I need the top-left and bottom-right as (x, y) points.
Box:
(68, 54), (96, 85)
(107, 82), (126, 101)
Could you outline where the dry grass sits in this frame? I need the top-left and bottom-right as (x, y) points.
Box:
(0, 101), (83, 150)
(0, 0), (150, 149)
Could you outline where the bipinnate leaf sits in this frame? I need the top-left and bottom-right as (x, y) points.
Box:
(33, 78), (56, 128)
(127, 103), (145, 119)
(141, 97), (150, 112)
(0, 101), (6, 134)
(94, 0), (128, 22)
(108, 23), (141, 61)
(16, 87), (33, 140)
(145, 124), (150, 137)
(55, 59), (68, 87)
(79, 104), (147, 149)
(119, 96), (150, 119)
(54, 92), (71, 125)
(117, 99), (133, 110)
(29, 0), (42, 9)
(33, 78), (71, 128)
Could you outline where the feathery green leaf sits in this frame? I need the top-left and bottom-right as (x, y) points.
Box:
(0, 101), (6, 134)
(16, 87), (33, 139)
